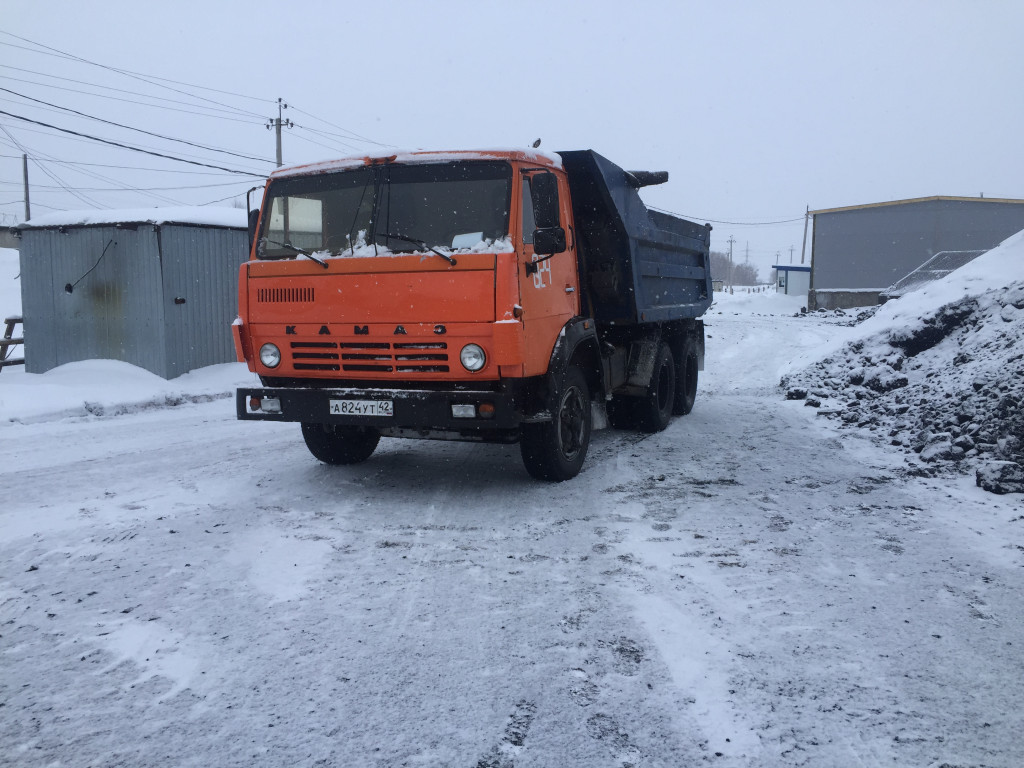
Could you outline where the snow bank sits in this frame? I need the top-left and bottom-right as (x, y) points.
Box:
(0, 360), (258, 424)
(21, 206), (248, 230)
(783, 229), (1024, 492)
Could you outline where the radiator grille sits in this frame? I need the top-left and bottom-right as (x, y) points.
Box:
(288, 341), (450, 373)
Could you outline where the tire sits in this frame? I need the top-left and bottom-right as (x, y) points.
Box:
(520, 365), (592, 481)
(673, 338), (698, 416)
(301, 423), (380, 465)
(635, 342), (675, 433)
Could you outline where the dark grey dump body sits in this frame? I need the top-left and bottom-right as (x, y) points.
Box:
(558, 150), (712, 325)
(18, 219), (247, 378)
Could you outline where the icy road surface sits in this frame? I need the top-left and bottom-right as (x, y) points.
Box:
(2, 293), (1022, 767)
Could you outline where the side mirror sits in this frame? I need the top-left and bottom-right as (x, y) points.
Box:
(530, 172), (561, 230)
(247, 208), (261, 255)
(532, 227), (566, 256)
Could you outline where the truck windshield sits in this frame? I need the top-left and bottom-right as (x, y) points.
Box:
(257, 161), (512, 260)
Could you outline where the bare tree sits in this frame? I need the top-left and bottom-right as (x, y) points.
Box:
(710, 251), (760, 285)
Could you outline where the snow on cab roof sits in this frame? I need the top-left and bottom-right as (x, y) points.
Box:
(271, 148), (564, 179)
(20, 206), (248, 230)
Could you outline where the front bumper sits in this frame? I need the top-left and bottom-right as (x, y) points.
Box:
(237, 385), (525, 433)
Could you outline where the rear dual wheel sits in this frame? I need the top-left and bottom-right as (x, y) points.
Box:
(673, 338), (698, 416)
(634, 342), (675, 432)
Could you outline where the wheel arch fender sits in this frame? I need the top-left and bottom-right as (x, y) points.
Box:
(546, 318), (604, 406)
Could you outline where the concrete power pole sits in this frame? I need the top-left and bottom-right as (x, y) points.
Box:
(727, 235), (736, 289)
(22, 154), (30, 222)
(800, 205), (809, 264)
(267, 98), (293, 167)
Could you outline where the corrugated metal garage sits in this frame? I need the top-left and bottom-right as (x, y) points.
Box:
(18, 207), (248, 378)
(808, 196), (1024, 310)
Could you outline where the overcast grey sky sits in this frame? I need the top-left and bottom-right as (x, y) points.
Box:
(3, 0), (1022, 278)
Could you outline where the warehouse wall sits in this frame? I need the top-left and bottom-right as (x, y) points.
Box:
(810, 199), (1024, 292)
(19, 222), (247, 377)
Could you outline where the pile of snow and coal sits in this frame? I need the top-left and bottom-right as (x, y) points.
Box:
(782, 229), (1024, 494)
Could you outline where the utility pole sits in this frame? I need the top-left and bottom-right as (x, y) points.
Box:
(22, 153), (30, 222)
(266, 98), (293, 167)
(789, 245), (795, 264)
(727, 235), (736, 289)
(745, 241), (749, 263)
(800, 205), (809, 264)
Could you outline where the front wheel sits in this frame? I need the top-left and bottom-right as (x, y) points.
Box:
(520, 366), (592, 481)
(301, 423), (380, 465)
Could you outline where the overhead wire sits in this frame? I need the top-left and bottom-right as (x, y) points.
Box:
(0, 153), (260, 176)
(1, 125), (106, 208)
(0, 34), (271, 119)
(0, 69), (268, 123)
(650, 205), (805, 226)
(1, 179), (259, 192)
(288, 104), (393, 149)
(0, 110), (264, 175)
(0, 87), (275, 164)
(0, 120), (270, 175)
(8, 130), (187, 206)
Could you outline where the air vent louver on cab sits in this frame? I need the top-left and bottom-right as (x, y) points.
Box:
(257, 287), (314, 303)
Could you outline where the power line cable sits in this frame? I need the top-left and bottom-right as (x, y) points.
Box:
(0, 72), (264, 125)
(0, 120), (270, 175)
(198, 191), (248, 206)
(0, 152), (259, 176)
(1, 179), (257, 192)
(650, 205), (804, 226)
(6, 129), (187, 206)
(288, 104), (392, 148)
(0, 109), (262, 175)
(0, 34), (271, 119)
(0, 34), (274, 105)
(0, 86), (274, 164)
(289, 128), (363, 155)
(1, 125), (106, 208)
(0, 66), (267, 121)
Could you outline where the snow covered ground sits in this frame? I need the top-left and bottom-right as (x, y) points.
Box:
(2, 283), (1023, 766)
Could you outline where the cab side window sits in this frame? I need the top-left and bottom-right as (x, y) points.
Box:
(521, 176), (536, 245)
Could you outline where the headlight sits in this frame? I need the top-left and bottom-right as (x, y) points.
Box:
(259, 342), (281, 368)
(460, 343), (486, 372)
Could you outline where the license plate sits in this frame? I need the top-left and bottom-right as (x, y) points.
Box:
(329, 399), (393, 417)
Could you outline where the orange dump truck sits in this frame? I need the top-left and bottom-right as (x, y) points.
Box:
(235, 149), (712, 480)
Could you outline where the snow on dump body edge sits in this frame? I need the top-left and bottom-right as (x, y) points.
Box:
(270, 147), (564, 179)
(20, 206), (248, 230)
(782, 228), (1024, 491)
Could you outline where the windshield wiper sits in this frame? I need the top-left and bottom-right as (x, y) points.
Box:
(378, 231), (457, 266)
(259, 238), (329, 269)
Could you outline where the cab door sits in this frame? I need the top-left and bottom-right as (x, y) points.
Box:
(518, 169), (580, 375)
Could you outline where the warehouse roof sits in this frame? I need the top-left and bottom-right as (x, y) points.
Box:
(810, 196), (1024, 216)
(19, 206), (248, 230)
